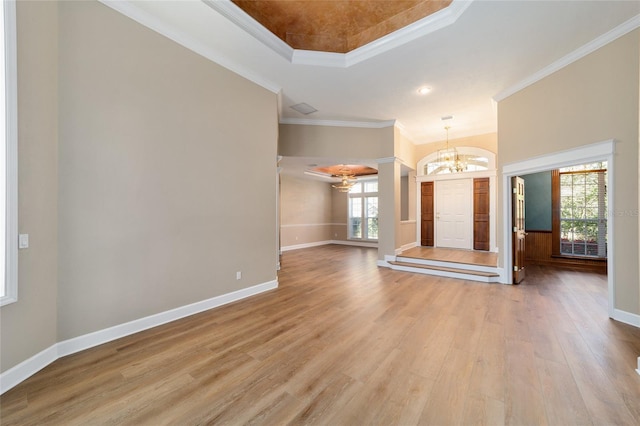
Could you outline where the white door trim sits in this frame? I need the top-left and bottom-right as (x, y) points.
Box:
(500, 140), (615, 319)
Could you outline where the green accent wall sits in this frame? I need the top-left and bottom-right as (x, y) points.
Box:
(523, 171), (552, 231)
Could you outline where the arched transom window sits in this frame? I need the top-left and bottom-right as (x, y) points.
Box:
(417, 147), (496, 176)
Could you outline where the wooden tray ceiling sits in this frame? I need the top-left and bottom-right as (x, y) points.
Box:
(313, 164), (378, 177)
(231, 0), (453, 53)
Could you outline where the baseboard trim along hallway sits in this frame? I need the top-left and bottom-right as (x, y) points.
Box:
(0, 279), (278, 394)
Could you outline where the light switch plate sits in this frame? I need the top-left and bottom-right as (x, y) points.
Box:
(18, 234), (29, 249)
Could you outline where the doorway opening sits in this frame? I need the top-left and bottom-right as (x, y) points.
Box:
(502, 140), (614, 316)
(416, 147), (497, 252)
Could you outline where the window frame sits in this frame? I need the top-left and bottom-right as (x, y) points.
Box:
(347, 178), (378, 241)
(552, 164), (607, 259)
(1, 0), (18, 307)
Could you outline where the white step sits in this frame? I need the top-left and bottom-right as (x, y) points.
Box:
(388, 259), (501, 283)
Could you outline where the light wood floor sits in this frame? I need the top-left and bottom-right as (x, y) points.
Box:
(2, 244), (640, 425)
(400, 246), (498, 267)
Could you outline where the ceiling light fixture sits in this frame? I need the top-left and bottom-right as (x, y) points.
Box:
(436, 117), (467, 173)
(417, 86), (431, 95)
(331, 166), (357, 192)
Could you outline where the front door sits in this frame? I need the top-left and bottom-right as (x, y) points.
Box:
(436, 179), (472, 249)
(512, 176), (526, 284)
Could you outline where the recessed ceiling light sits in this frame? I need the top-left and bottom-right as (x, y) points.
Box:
(290, 103), (318, 115)
(417, 86), (432, 95)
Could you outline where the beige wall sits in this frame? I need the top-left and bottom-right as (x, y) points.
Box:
(393, 126), (417, 167)
(0, 1), (59, 372)
(56, 1), (278, 340)
(399, 220), (417, 247)
(279, 124), (394, 159)
(2, 0), (279, 373)
(498, 30), (640, 315)
(331, 188), (349, 241)
(280, 174), (334, 247)
(378, 161), (402, 259)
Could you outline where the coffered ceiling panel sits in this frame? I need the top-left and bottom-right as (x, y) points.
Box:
(231, 0), (452, 53)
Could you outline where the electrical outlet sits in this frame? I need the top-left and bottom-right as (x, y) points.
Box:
(236, 271), (242, 280)
(18, 234), (29, 249)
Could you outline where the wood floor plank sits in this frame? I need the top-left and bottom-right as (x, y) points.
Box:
(418, 347), (476, 425)
(375, 372), (436, 426)
(535, 357), (592, 425)
(2, 245), (640, 425)
(467, 321), (505, 403)
(504, 338), (548, 426)
(462, 395), (505, 426)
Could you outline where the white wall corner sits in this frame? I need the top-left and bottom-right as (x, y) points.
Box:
(496, 268), (508, 285)
(0, 344), (58, 395)
(397, 242), (418, 253)
(612, 309), (640, 328)
(378, 254), (396, 267)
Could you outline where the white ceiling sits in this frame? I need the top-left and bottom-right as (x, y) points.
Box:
(110, 0), (639, 145)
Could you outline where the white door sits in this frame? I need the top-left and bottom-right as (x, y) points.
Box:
(436, 179), (472, 249)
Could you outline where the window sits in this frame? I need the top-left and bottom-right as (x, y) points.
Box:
(348, 180), (378, 240)
(1, 0), (18, 306)
(555, 162), (607, 258)
(425, 154), (489, 175)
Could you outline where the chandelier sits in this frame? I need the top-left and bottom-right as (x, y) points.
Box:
(437, 125), (467, 173)
(331, 167), (356, 192)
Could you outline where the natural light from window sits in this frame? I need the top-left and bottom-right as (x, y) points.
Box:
(348, 180), (378, 241)
(559, 162), (607, 257)
(425, 154), (489, 175)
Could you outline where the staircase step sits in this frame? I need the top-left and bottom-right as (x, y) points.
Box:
(388, 260), (501, 283)
(389, 261), (499, 277)
(396, 255), (497, 273)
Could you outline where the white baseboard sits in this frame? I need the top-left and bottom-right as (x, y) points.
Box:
(330, 240), (378, 248)
(395, 242), (417, 254)
(0, 279), (278, 395)
(612, 309), (640, 328)
(281, 240), (378, 251)
(0, 344), (58, 396)
(636, 357), (640, 376)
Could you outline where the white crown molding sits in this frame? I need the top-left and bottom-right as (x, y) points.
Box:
(343, 0), (473, 67)
(394, 121), (420, 145)
(201, 0), (294, 63)
(99, 0), (281, 94)
(0, 279), (278, 394)
(280, 117), (396, 129)
(376, 156), (412, 169)
(494, 14), (640, 102)
(293, 50), (348, 68)
(204, 0), (473, 68)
